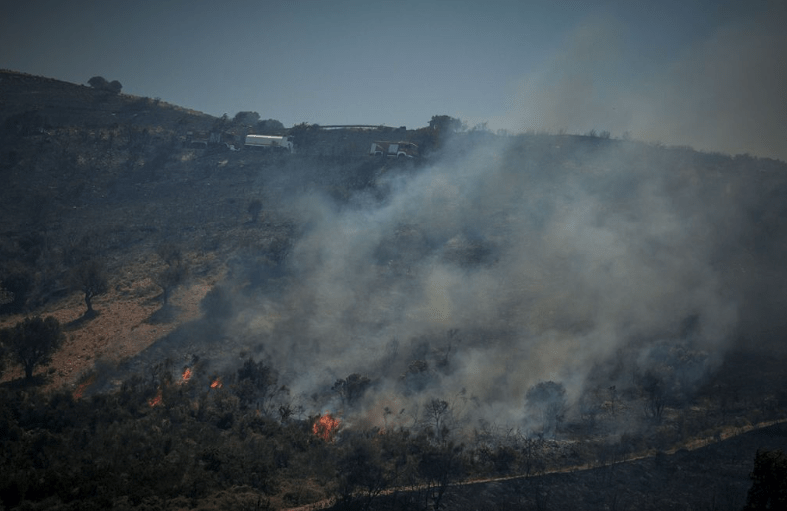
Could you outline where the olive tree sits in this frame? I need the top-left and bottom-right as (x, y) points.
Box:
(69, 259), (108, 317)
(88, 76), (122, 94)
(154, 244), (188, 306)
(232, 111), (260, 125)
(0, 316), (64, 380)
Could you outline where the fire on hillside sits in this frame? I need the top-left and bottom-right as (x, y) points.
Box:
(313, 413), (341, 441)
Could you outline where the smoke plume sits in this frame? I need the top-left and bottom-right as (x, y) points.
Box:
(218, 135), (739, 431)
(501, 3), (787, 161)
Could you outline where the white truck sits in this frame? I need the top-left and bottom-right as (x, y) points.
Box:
(370, 141), (419, 158)
(244, 135), (295, 153)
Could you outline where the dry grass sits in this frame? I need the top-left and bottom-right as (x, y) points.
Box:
(0, 257), (219, 392)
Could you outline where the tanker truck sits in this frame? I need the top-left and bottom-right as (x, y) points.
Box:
(244, 135), (295, 153)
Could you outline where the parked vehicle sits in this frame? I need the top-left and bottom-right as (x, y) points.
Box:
(244, 135), (295, 153)
(370, 141), (419, 158)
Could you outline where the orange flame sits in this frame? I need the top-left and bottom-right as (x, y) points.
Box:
(210, 378), (222, 389)
(148, 388), (163, 407)
(72, 373), (96, 400)
(312, 413), (340, 441)
(181, 367), (192, 383)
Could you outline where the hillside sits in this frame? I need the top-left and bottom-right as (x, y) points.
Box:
(0, 69), (215, 130)
(2, 70), (787, 510)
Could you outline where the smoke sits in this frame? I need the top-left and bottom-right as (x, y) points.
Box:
(216, 135), (739, 431)
(638, 3), (787, 161)
(500, 3), (787, 161)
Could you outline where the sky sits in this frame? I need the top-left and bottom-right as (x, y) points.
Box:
(2, 0), (785, 159)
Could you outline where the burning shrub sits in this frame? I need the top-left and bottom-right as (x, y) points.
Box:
(313, 413), (341, 442)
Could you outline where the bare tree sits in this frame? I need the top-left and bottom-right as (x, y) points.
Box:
(422, 398), (454, 444)
(639, 371), (667, 422)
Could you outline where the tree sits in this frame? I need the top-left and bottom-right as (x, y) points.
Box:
(88, 76), (122, 94)
(107, 80), (122, 94)
(336, 438), (394, 511)
(470, 122), (489, 132)
(744, 449), (787, 510)
(256, 119), (285, 134)
(332, 373), (371, 408)
(88, 76), (109, 89)
(525, 381), (568, 438)
(69, 259), (108, 317)
(155, 264), (187, 306)
(638, 370), (667, 423)
(0, 268), (33, 314)
(157, 243), (183, 267)
(0, 316), (64, 380)
(233, 111), (260, 125)
(421, 398), (459, 445)
(287, 122), (320, 150)
(234, 357), (283, 415)
(154, 244), (188, 305)
(417, 439), (464, 510)
(428, 115), (465, 133)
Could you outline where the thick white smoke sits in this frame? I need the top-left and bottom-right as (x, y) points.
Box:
(233, 135), (738, 429)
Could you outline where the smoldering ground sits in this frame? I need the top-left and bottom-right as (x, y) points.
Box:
(162, 133), (753, 436)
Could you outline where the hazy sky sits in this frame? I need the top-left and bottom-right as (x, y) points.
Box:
(2, 0), (785, 158)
